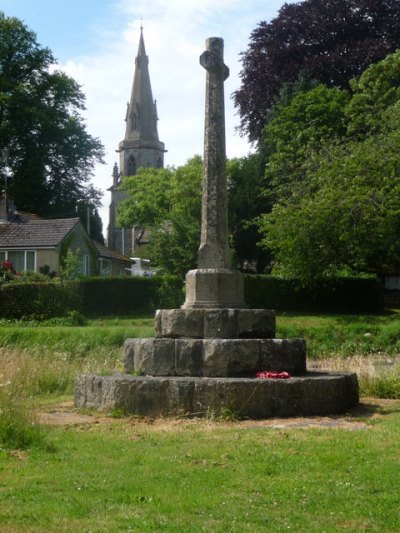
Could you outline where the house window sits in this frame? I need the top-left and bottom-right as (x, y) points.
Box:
(99, 258), (111, 276)
(26, 251), (35, 270)
(1, 250), (36, 272)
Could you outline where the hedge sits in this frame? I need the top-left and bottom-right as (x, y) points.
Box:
(76, 276), (183, 316)
(0, 276), (184, 319)
(0, 275), (383, 320)
(0, 281), (82, 320)
(244, 276), (383, 313)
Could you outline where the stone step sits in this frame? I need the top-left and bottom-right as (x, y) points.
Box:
(124, 337), (306, 377)
(74, 372), (359, 419)
(155, 308), (276, 339)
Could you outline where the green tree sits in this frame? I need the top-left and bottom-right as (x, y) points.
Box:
(346, 49), (400, 137)
(234, 0), (400, 143)
(227, 154), (272, 272)
(119, 153), (289, 277)
(118, 157), (202, 278)
(260, 125), (400, 281)
(118, 167), (173, 229)
(76, 203), (104, 243)
(0, 13), (104, 219)
(262, 84), (349, 201)
(258, 51), (400, 281)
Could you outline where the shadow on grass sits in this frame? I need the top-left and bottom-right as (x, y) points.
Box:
(349, 398), (400, 419)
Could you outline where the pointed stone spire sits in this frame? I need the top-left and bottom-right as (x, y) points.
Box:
(125, 27), (159, 143)
(108, 28), (166, 254)
(118, 27), (165, 177)
(112, 162), (120, 187)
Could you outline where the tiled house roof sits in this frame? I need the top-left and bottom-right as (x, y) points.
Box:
(93, 240), (132, 264)
(0, 218), (80, 249)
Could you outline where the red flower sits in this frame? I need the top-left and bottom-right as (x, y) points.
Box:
(1, 260), (16, 274)
(256, 371), (291, 379)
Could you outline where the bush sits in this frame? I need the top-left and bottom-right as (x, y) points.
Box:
(0, 260), (16, 284)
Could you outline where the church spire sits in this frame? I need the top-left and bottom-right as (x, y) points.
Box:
(108, 27), (166, 255)
(124, 27), (161, 145)
(118, 27), (165, 177)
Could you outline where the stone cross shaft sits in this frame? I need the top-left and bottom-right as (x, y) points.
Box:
(198, 37), (230, 269)
(182, 37), (245, 309)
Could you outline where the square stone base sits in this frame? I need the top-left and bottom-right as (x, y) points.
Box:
(182, 269), (246, 309)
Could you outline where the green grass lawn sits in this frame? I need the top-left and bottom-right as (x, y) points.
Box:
(1, 312), (400, 531)
(276, 310), (400, 358)
(1, 310), (400, 358)
(1, 401), (400, 532)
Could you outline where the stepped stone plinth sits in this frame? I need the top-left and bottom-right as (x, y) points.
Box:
(74, 37), (359, 418)
(124, 308), (305, 379)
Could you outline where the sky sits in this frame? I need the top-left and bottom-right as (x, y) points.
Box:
(0, 0), (288, 232)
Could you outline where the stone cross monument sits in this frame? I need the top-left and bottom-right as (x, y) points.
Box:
(75, 37), (359, 419)
(183, 37), (245, 309)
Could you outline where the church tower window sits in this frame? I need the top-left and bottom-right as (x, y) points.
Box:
(132, 113), (139, 131)
(127, 156), (136, 176)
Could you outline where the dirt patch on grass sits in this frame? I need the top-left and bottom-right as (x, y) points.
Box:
(37, 398), (400, 431)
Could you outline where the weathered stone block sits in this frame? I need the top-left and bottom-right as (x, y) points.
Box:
(155, 309), (204, 338)
(123, 339), (138, 373)
(236, 309), (276, 338)
(203, 339), (261, 377)
(154, 308), (276, 339)
(260, 339), (307, 375)
(123, 338), (175, 376)
(204, 309), (236, 337)
(125, 336), (306, 377)
(175, 339), (204, 376)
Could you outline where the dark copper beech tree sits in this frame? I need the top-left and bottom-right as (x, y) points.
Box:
(233, 0), (400, 143)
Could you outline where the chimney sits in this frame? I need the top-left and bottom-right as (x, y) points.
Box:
(0, 192), (9, 224)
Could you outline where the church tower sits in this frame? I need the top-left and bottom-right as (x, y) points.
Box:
(108, 27), (166, 255)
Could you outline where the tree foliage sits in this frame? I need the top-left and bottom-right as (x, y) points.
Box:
(346, 48), (400, 137)
(258, 50), (400, 281)
(263, 84), (349, 200)
(234, 0), (400, 143)
(227, 154), (272, 272)
(118, 167), (173, 228)
(118, 157), (202, 278)
(0, 13), (104, 223)
(118, 154), (272, 276)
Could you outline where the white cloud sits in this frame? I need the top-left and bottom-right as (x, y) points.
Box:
(59, 0), (284, 234)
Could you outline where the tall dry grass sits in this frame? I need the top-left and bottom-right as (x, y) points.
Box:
(0, 345), (121, 450)
(309, 355), (400, 398)
(0, 345), (121, 397)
